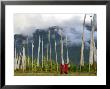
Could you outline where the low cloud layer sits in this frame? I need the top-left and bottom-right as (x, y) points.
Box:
(14, 13), (97, 48)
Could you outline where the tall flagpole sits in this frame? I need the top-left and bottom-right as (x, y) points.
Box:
(54, 30), (58, 72)
(89, 19), (93, 72)
(49, 30), (52, 71)
(27, 36), (30, 70)
(22, 46), (26, 72)
(89, 14), (95, 72)
(42, 36), (44, 68)
(47, 44), (48, 61)
(32, 41), (34, 71)
(93, 42), (97, 63)
(93, 14), (97, 64)
(37, 35), (41, 67)
(60, 29), (64, 65)
(66, 35), (69, 64)
(47, 30), (50, 62)
(80, 14), (86, 71)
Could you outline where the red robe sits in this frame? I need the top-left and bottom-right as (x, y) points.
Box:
(64, 64), (68, 74)
(60, 64), (68, 74)
(60, 64), (64, 74)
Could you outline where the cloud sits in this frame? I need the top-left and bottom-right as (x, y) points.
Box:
(14, 13), (97, 48)
(62, 25), (97, 48)
(14, 14), (93, 34)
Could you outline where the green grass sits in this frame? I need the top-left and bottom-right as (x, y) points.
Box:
(14, 71), (96, 76)
(14, 58), (97, 76)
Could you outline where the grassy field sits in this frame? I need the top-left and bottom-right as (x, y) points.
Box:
(14, 60), (97, 76)
(14, 72), (96, 76)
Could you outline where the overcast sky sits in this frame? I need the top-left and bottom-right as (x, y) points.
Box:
(14, 13), (96, 48)
(14, 14), (94, 34)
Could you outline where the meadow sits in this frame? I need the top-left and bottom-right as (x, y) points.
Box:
(14, 58), (97, 76)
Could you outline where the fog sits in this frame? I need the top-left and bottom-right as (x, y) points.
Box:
(14, 13), (97, 48)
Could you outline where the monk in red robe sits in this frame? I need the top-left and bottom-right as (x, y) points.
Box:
(60, 63), (68, 74)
